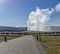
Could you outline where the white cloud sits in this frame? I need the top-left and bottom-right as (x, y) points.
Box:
(27, 7), (54, 31)
(55, 3), (60, 11)
(27, 3), (60, 31)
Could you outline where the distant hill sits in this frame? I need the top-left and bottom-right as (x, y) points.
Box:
(0, 26), (60, 32)
(0, 26), (27, 31)
(50, 26), (60, 32)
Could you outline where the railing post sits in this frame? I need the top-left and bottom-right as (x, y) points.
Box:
(37, 35), (38, 41)
(39, 35), (41, 41)
(36, 34), (41, 41)
(4, 36), (7, 42)
(4, 32), (7, 42)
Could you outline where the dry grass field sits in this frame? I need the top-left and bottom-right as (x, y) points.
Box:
(0, 36), (20, 42)
(39, 36), (60, 54)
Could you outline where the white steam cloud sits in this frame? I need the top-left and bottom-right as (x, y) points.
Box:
(27, 3), (60, 31)
(27, 7), (54, 31)
(55, 3), (60, 11)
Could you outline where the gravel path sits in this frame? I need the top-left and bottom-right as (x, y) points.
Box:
(0, 35), (46, 54)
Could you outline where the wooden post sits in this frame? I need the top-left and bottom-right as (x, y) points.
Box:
(4, 33), (8, 42)
(39, 35), (41, 41)
(4, 36), (7, 42)
(37, 35), (38, 40)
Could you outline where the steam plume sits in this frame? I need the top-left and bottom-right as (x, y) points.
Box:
(27, 7), (54, 31)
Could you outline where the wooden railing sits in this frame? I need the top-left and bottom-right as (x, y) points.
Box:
(0, 31), (60, 36)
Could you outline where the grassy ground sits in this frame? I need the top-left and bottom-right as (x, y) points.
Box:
(0, 36), (20, 42)
(38, 36), (60, 54)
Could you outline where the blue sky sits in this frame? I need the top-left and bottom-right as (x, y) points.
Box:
(0, 0), (60, 27)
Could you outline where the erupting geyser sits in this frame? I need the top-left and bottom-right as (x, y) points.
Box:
(27, 7), (54, 31)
